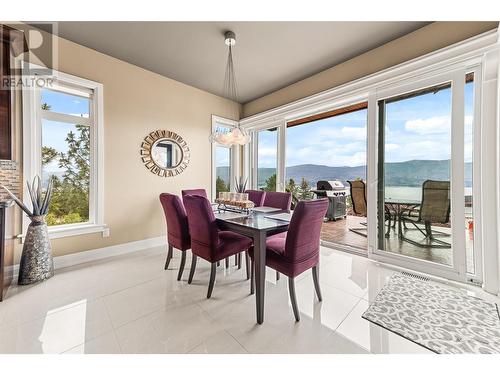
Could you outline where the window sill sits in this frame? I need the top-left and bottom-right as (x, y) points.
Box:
(18, 223), (108, 241)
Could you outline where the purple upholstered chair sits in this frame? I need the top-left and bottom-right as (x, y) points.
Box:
(245, 190), (266, 207)
(250, 199), (328, 321)
(159, 193), (191, 281)
(263, 191), (292, 212)
(183, 194), (253, 298)
(262, 191), (293, 280)
(181, 189), (207, 201)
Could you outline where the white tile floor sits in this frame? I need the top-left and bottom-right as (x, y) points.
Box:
(0, 245), (496, 354)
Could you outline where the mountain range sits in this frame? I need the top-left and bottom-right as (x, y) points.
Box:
(217, 159), (472, 188)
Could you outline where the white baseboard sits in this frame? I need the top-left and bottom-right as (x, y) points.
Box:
(9, 236), (166, 277)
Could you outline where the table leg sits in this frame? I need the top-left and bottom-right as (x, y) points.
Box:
(253, 231), (266, 324)
(397, 205), (403, 238)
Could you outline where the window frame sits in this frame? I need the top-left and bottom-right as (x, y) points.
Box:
(22, 67), (106, 239)
(211, 115), (240, 201)
(251, 125), (282, 191)
(371, 72), (468, 282)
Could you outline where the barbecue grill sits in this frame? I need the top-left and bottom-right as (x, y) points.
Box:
(312, 180), (348, 221)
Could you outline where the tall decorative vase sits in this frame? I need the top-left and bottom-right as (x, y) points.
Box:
(18, 215), (54, 285)
(2, 175), (55, 286)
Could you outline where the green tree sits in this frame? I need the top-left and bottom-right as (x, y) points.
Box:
(285, 178), (300, 209)
(42, 125), (90, 226)
(58, 125), (90, 190)
(215, 176), (229, 197)
(298, 177), (313, 200)
(263, 173), (276, 192)
(42, 146), (58, 165)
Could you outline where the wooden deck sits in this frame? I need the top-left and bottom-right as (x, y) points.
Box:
(320, 215), (474, 272)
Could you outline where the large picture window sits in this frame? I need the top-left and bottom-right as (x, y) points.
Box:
(255, 127), (278, 191)
(41, 89), (91, 226)
(211, 116), (239, 200)
(240, 33), (496, 287)
(214, 145), (231, 196)
(23, 70), (104, 238)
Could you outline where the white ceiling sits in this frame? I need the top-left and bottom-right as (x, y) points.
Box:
(40, 21), (429, 103)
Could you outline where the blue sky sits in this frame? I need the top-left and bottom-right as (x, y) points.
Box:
(215, 145), (231, 167)
(257, 81), (474, 168)
(41, 89), (89, 117)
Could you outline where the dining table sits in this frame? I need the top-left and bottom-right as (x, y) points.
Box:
(214, 207), (290, 324)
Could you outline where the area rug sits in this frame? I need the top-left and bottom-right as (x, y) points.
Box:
(362, 273), (500, 354)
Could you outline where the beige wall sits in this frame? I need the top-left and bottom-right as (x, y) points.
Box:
(242, 21), (499, 117)
(10, 27), (240, 259)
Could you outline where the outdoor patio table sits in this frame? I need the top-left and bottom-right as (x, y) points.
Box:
(384, 198), (421, 238)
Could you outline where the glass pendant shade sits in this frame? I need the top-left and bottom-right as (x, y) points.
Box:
(209, 31), (250, 146)
(210, 126), (250, 146)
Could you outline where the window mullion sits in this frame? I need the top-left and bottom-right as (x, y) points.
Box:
(41, 111), (92, 126)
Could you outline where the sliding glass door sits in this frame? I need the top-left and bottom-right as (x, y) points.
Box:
(371, 70), (481, 283)
(244, 68), (482, 284)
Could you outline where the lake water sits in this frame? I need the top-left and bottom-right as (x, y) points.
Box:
(384, 186), (472, 200)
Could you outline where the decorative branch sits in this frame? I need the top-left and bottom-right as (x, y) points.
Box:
(234, 176), (248, 193)
(1, 175), (54, 217)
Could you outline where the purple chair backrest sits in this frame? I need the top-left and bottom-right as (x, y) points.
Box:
(159, 193), (190, 249)
(181, 189), (208, 202)
(245, 190), (266, 207)
(285, 199), (328, 261)
(183, 194), (219, 251)
(263, 191), (292, 212)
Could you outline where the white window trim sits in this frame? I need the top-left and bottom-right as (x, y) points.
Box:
(211, 115), (240, 201)
(250, 122), (283, 191)
(22, 67), (106, 239)
(239, 29), (500, 294)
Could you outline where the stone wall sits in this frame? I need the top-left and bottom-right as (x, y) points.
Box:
(0, 160), (20, 202)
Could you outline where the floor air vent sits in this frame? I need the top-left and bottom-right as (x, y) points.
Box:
(401, 271), (430, 282)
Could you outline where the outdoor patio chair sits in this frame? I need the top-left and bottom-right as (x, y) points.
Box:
(400, 180), (451, 248)
(347, 180), (392, 238)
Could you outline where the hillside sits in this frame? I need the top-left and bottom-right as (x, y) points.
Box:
(217, 160), (472, 188)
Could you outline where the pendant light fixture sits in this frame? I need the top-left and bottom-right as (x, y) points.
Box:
(209, 31), (250, 146)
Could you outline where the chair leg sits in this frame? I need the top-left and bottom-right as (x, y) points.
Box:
(217, 260), (220, 267)
(245, 251), (250, 280)
(188, 254), (197, 284)
(225, 257), (229, 269)
(250, 260), (255, 295)
(288, 277), (300, 322)
(349, 228), (368, 237)
(177, 251), (186, 281)
(312, 265), (322, 301)
(237, 253), (242, 269)
(384, 213), (392, 238)
(401, 219), (451, 249)
(164, 244), (173, 270)
(276, 271), (280, 281)
(207, 263), (217, 298)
